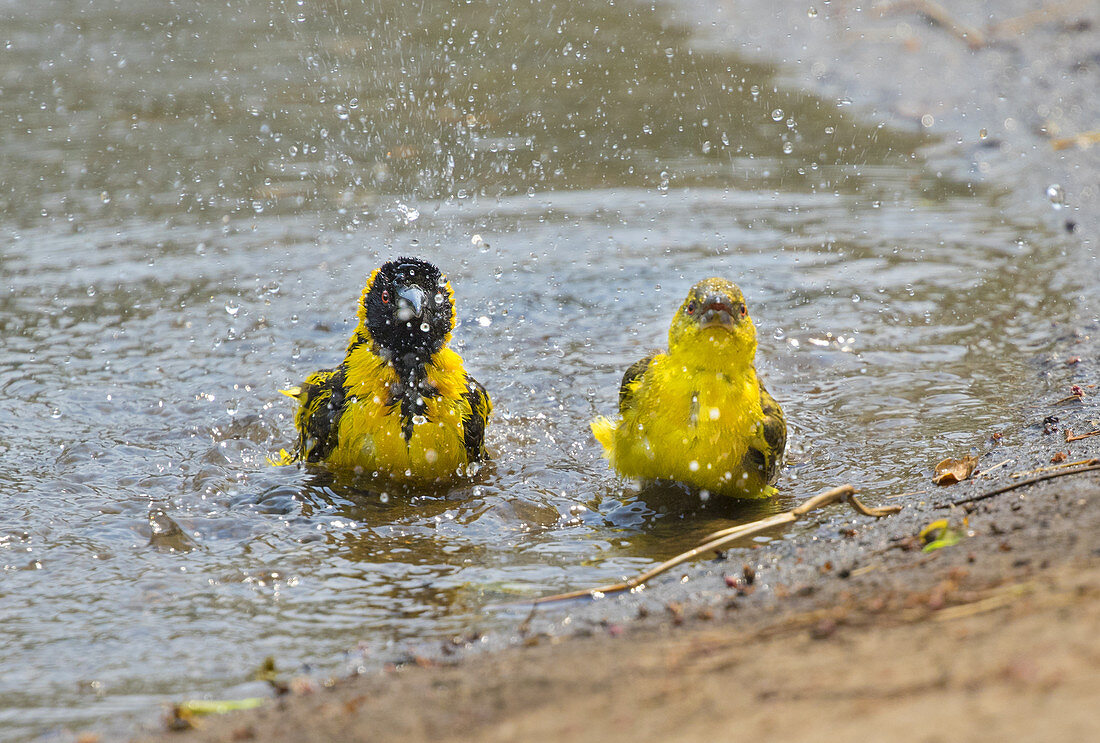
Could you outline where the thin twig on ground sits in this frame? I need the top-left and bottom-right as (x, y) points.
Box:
(1010, 458), (1100, 479)
(532, 485), (899, 605)
(1065, 429), (1100, 443)
(1053, 393), (1086, 405)
(932, 583), (1034, 622)
(979, 459), (1013, 476)
(948, 463), (1100, 507)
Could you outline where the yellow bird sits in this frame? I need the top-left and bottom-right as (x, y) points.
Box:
(276, 258), (491, 482)
(591, 278), (786, 499)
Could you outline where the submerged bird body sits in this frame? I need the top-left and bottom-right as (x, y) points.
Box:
(280, 258), (490, 482)
(591, 278), (785, 499)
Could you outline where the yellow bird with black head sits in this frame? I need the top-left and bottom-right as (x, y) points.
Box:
(591, 277), (786, 499)
(277, 258), (491, 482)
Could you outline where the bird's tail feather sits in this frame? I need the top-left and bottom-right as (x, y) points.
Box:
(267, 448), (297, 467)
(590, 416), (616, 460)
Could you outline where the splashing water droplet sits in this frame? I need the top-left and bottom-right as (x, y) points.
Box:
(394, 202), (420, 223)
(771, 108), (784, 122)
(225, 301), (240, 317)
(807, 6), (818, 17)
(657, 170), (670, 193)
(1046, 183), (1065, 210)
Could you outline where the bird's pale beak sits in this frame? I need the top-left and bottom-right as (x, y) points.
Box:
(396, 285), (427, 321)
(697, 293), (742, 329)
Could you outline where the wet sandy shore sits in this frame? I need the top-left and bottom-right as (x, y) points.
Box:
(143, 560), (1100, 743)
(134, 2), (1100, 741)
(137, 462), (1100, 743)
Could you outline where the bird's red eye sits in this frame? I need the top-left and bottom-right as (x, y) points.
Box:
(381, 290), (390, 304)
(740, 305), (747, 317)
(686, 301), (697, 314)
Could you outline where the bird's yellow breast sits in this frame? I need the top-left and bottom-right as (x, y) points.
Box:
(591, 278), (783, 498)
(324, 347), (474, 480)
(599, 354), (768, 497)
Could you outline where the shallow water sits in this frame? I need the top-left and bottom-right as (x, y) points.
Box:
(0, 0), (1083, 739)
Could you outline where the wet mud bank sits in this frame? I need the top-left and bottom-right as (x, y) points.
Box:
(139, 462), (1100, 743)
(133, 2), (1100, 742)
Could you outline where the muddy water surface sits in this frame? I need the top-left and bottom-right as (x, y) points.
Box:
(0, 0), (1081, 739)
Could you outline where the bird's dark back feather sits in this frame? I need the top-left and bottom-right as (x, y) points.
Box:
(460, 375), (491, 462)
(740, 381), (786, 485)
(618, 353), (657, 414)
(296, 366), (347, 463)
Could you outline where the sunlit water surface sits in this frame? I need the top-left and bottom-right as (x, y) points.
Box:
(0, 0), (1082, 739)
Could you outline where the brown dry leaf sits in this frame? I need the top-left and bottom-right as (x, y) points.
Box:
(1051, 451), (1069, 464)
(932, 455), (979, 486)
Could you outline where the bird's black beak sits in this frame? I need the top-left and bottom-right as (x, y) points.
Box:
(697, 293), (743, 328)
(395, 285), (427, 321)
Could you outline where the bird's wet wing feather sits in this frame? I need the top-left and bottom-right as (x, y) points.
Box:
(460, 375), (492, 462)
(296, 366), (347, 463)
(618, 353), (657, 415)
(741, 381), (786, 484)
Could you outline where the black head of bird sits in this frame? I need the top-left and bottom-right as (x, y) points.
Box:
(358, 257), (455, 364)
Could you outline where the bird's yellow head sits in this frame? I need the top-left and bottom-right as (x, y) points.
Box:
(668, 277), (757, 366)
(354, 257), (456, 362)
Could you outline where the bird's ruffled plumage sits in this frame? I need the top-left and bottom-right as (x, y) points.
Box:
(277, 258), (491, 482)
(591, 278), (785, 499)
